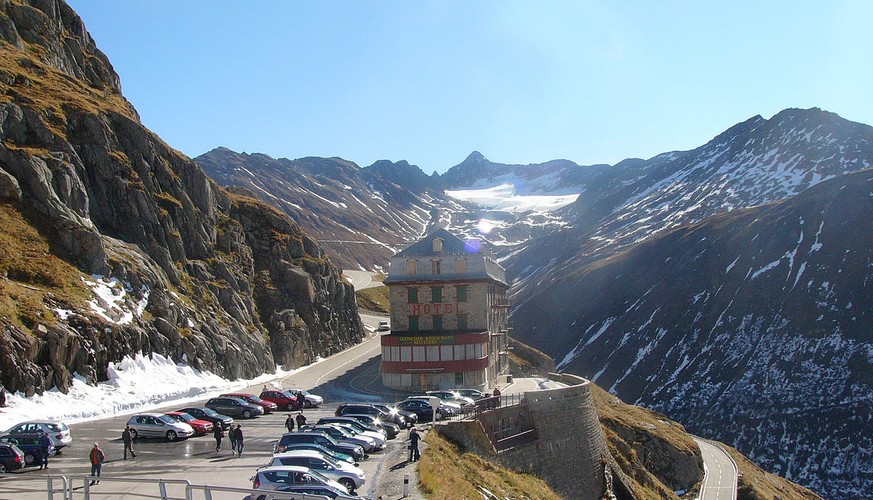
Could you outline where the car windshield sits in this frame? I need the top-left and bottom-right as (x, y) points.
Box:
(176, 413), (194, 422)
(157, 415), (176, 424)
(249, 395), (265, 403)
(200, 408), (218, 417)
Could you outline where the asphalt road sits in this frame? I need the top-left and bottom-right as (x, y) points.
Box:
(0, 315), (408, 500)
(695, 438), (739, 500)
(342, 271), (383, 291)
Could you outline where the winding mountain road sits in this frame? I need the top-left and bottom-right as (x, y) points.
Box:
(694, 437), (738, 500)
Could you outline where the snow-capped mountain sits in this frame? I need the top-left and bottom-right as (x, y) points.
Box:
(198, 107), (872, 497)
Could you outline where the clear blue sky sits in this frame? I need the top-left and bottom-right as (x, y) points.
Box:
(67, 1), (873, 174)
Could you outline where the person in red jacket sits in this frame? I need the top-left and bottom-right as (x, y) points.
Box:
(89, 442), (105, 485)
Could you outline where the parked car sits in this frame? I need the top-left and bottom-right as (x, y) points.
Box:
(221, 393), (278, 414)
(275, 432), (365, 462)
(268, 450), (366, 492)
(335, 403), (405, 427)
(301, 425), (378, 452)
(126, 413), (194, 441)
(0, 433), (54, 467)
(0, 443), (25, 473)
(3, 421), (71, 451)
(286, 389), (324, 408)
(313, 422), (385, 449)
(426, 390), (476, 408)
(163, 412), (213, 436)
(258, 389), (298, 411)
(205, 396), (264, 419)
(176, 407), (233, 430)
(245, 484), (363, 500)
(407, 395), (463, 412)
(276, 443), (357, 465)
(396, 399), (451, 421)
(372, 403), (418, 428)
(317, 417), (391, 440)
(251, 465), (350, 494)
(457, 388), (486, 400)
(340, 413), (400, 439)
(377, 320), (390, 331)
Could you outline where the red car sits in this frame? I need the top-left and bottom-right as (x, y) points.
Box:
(259, 389), (298, 411)
(220, 393), (278, 414)
(164, 412), (214, 436)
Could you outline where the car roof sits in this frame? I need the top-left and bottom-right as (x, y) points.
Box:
(258, 465), (311, 473)
(131, 412), (165, 418)
(273, 450), (326, 458)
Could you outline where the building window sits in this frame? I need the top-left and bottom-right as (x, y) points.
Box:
(454, 344), (465, 360)
(455, 372), (464, 385)
(413, 346), (426, 362)
(391, 346), (400, 361)
(457, 314), (467, 330)
(407, 259), (417, 275)
(476, 343), (485, 358)
(432, 259), (441, 274)
(407, 287), (418, 303)
(440, 345), (453, 361)
(432, 237), (443, 252)
(455, 258), (466, 273)
(382, 347), (391, 361)
(427, 346), (439, 361)
(431, 286), (442, 303)
(409, 316), (419, 332)
(433, 315), (443, 331)
(456, 285), (467, 302)
(400, 346), (412, 362)
(466, 344), (475, 359)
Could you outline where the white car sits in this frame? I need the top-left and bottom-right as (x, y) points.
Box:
(269, 450), (366, 492)
(252, 465), (350, 494)
(292, 390), (323, 408)
(126, 413), (194, 441)
(377, 320), (390, 331)
(4, 421), (71, 451)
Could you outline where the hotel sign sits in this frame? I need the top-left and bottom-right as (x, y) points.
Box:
(398, 335), (455, 345)
(407, 302), (466, 315)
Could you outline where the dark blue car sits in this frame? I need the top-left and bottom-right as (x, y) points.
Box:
(0, 433), (54, 467)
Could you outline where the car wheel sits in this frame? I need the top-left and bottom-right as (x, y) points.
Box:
(166, 430), (178, 441)
(24, 453), (36, 466)
(339, 477), (356, 492)
(129, 429), (139, 439)
(0, 463), (7, 473)
(242, 410), (252, 419)
(304, 400), (312, 408)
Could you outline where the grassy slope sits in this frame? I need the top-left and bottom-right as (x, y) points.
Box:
(355, 284), (389, 313)
(724, 446), (822, 500)
(420, 430), (563, 500)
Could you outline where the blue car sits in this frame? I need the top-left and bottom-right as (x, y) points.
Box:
(0, 433), (55, 467)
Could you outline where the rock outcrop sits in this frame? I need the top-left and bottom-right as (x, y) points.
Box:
(0, 0), (363, 396)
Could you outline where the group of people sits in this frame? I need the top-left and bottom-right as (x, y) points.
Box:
(213, 424), (245, 455)
(284, 411), (307, 433)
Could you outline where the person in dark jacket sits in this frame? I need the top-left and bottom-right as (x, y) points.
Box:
(213, 424), (224, 452)
(285, 414), (294, 433)
(122, 425), (136, 459)
(408, 427), (421, 462)
(229, 423), (239, 455)
(232, 424), (244, 456)
(89, 443), (105, 485)
(295, 411), (306, 429)
(296, 390), (305, 410)
(39, 431), (51, 469)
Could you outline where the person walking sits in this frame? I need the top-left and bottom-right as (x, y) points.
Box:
(233, 424), (244, 456)
(229, 423), (239, 456)
(295, 410), (306, 429)
(284, 414), (294, 433)
(88, 442), (105, 485)
(122, 425), (136, 459)
(297, 390), (305, 410)
(213, 424), (224, 452)
(39, 431), (51, 469)
(408, 427), (421, 462)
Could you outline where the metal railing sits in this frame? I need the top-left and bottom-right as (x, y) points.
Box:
(444, 393), (524, 422)
(0, 473), (328, 500)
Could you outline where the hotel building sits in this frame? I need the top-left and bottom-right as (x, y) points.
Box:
(381, 228), (509, 391)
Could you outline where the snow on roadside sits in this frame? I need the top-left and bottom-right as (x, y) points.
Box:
(445, 183), (579, 212)
(0, 352), (312, 430)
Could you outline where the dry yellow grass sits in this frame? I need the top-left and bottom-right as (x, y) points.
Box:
(356, 284), (389, 313)
(419, 430), (562, 500)
(0, 202), (89, 328)
(723, 445), (822, 500)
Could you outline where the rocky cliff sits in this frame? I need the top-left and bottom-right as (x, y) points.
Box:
(0, 0), (363, 396)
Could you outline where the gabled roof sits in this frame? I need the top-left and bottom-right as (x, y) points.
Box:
(395, 228), (485, 258)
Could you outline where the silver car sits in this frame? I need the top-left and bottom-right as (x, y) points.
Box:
(269, 450), (366, 492)
(126, 413), (194, 441)
(3, 421), (71, 450)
